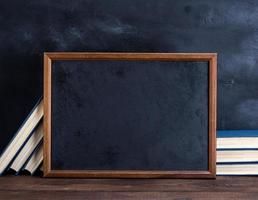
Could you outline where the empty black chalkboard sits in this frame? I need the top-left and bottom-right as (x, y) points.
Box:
(44, 53), (217, 178)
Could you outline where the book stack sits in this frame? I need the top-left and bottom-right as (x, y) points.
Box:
(0, 99), (44, 176)
(217, 130), (258, 175)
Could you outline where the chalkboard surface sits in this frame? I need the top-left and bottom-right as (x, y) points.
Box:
(44, 53), (216, 178)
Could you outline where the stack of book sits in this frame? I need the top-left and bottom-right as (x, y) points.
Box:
(0, 99), (44, 176)
(217, 130), (258, 175)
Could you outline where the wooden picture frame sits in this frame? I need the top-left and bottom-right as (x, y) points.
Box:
(44, 52), (217, 178)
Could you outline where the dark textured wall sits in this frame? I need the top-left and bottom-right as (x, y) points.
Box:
(1, 0), (258, 153)
(51, 60), (208, 170)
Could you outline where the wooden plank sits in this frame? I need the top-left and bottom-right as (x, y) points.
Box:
(1, 191), (258, 200)
(0, 176), (257, 192)
(1, 176), (258, 200)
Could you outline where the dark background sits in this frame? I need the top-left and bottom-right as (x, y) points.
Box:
(51, 60), (208, 170)
(1, 0), (258, 153)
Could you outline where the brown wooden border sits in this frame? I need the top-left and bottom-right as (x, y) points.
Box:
(44, 53), (217, 178)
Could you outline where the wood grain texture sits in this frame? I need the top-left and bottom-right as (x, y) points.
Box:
(43, 53), (52, 176)
(209, 54), (217, 177)
(44, 52), (216, 61)
(0, 176), (258, 200)
(44, 52), (217, 178)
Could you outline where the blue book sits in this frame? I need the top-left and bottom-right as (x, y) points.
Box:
(217, 150), (258, 164)
(217, 130), (258, 150)
(217, 130), (258, 138)
(0, 97), (43, 175)
(217, 163), (258, 175)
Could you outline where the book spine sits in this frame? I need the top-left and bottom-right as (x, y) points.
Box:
(21, 140), (43, 175)
(15, 135), (43, 175)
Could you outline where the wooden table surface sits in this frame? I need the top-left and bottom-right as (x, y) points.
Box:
(1, 175), (258, 199)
